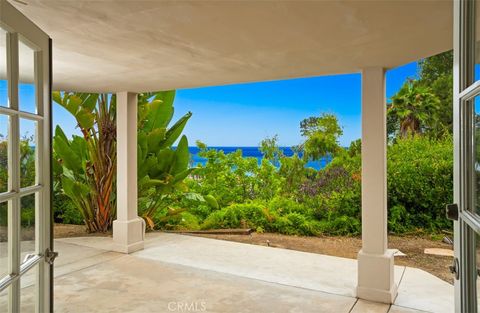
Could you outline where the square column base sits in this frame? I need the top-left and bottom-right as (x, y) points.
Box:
(357, 249), (397, 304)
(112, 217), (145, 254)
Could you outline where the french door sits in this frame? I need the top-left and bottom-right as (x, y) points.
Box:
(454, 0), (480, 312)
(0, 1), (53, 312)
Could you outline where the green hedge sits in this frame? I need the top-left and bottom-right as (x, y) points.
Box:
(387, 135), (453, 231)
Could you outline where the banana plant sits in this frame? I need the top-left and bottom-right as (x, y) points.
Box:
(53, 93), (116, 232)
(137, 91), (196, 229)
(53, 90), (195, 231)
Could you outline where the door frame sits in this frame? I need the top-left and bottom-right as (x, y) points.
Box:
(454, 0), (480, 312)
(0, 1), (52, 312)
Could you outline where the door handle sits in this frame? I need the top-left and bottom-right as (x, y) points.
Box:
(446, 203), (459, 221)
(22, 253), (36, 263)
(450, 258), (460, 280)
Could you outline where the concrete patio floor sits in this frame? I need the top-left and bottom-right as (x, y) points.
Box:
(1, 232), (453, 312)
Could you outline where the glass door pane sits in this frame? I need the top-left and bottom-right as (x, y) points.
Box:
(19, 266), (37, 313)
(0, 28), (7, 108)
(473, 96), (480, 215)
(0, 288), (7, 312)
(0, 114), (8, 193)
(0, 200), (8, 278)
(18, 39), (36, 114)
(0, 26), (8, 287)
(20, 193), (35, 263)
(475, 2), (480, 81)
(477, 233), (480, 312)
(19, 119), (37, 189)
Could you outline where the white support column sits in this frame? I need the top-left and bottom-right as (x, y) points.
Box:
(357, 67), (397, 303)
(113, 91), (144, 253)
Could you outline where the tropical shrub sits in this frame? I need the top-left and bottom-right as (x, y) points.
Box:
(388, 205), (411, 233)
(277, 153), (308, 197)
(53, 93), (116, 232)
(159, 211), (201, 231)
(299, 165), (357, 200)
(200, 202), (271, 230)
(387, 134), (453, 231)
(52, 90), (195, 232)
(190, 142), (281, 206)
(137, 91), (195, 229)
(318, 215), (361, 236)
(197, 201), (321, 236)
(268, 196), (310, 216)
(53, 193), (83, 225)
(176, 212), (201, 230)
(274, 213), (317, 236)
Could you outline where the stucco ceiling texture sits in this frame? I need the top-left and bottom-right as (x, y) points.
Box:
(12, 0), (453, 93)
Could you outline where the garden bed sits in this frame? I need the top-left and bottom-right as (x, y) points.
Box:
(54, 223), (111, 238)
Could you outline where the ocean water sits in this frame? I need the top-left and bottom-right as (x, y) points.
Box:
(188, 147), (330, 170)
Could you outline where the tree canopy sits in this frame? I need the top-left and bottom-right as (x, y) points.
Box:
(299, 113), (343, 161)
(388, 50), (453, 139)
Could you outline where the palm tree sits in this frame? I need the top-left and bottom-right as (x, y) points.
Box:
(388, 80), (440, 138)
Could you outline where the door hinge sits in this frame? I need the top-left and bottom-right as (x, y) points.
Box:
(450, 257), (460, 280)
(446, 203), (459, 221)
(44, 248), (58, 265)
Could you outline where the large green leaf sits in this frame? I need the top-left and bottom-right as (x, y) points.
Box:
(153, 90), (176, 108)
(54, 92), (97, 130)
(155, 149), (175, 175)
(172, 135), (189, 175)
(53, 130), (83, 173)
(54, 125), (68, 143)
(143, 177), (171, 188)
(63, 94), (82, 116)
(184, 192), (205, 202)
(70, 135), (87, 160)
(52, 156), (63, 176)
(52, 91), (62, 105)
(138, 132), (148, 162)
(161, 112), (192, 148)
(78, 93), (99, 112)
(145, 99), (174, 131)
(173, 168), (194, 184)
(75, 110), (95, 130)
(204, 194), (219, 209)
(147, 127), (167, 152)
(61, 175), (89, 199)
(140, 156), (158, 178)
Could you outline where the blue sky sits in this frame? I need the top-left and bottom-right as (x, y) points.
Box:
(48, 61), (419, 147)
(0, 82), (38, 141)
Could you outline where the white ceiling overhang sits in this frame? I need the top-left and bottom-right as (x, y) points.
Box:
(10, 0), (453, 93)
